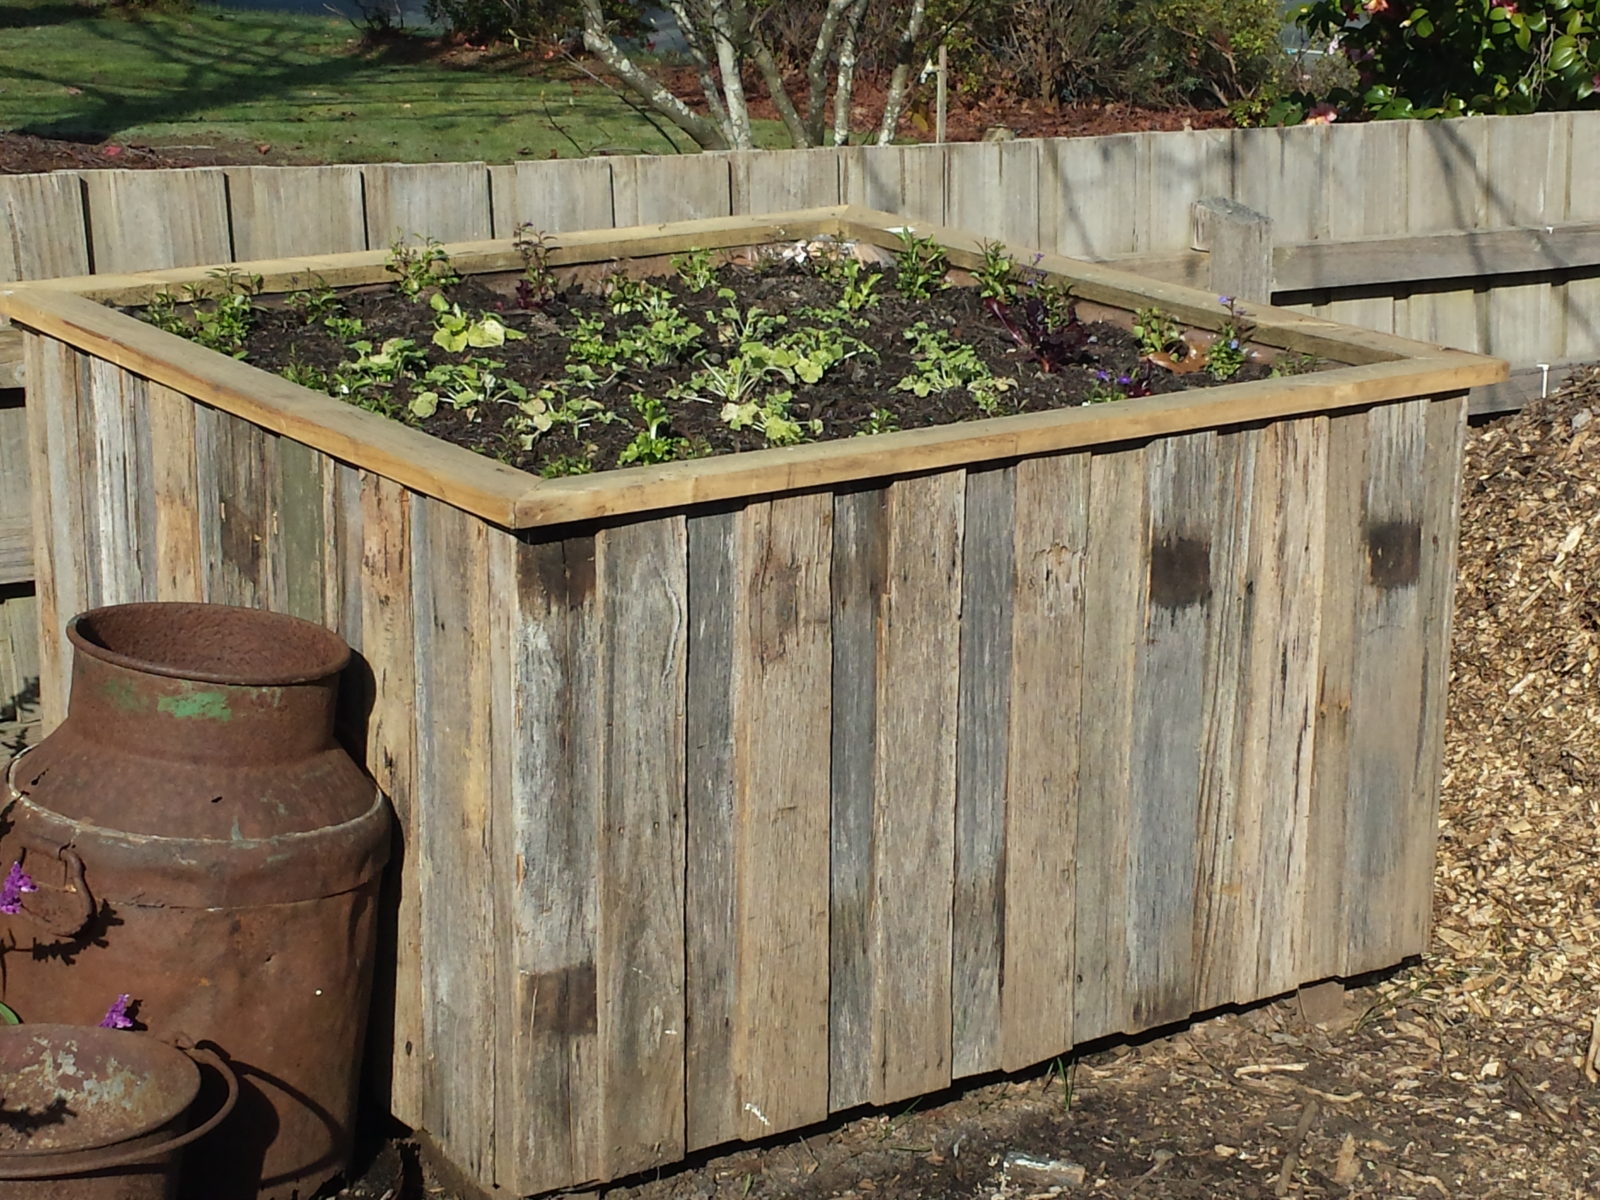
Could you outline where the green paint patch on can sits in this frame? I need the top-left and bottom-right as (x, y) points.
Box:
(157, 690), (233, 721)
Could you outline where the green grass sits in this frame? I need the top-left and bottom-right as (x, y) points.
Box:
(0, 0), (786, 162)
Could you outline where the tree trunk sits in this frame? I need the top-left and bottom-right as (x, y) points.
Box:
(831, 0), (870, 145)
(876, 0), (930, 145)
(580, 0), (729, 149)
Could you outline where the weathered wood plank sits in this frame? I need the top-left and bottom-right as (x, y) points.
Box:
(1074, 446), (1147, 1041)
(355, 473), (421, 1129)
(146, 383), (203, 602)
(944, 141), (1041, 250)
(871, 471), (963, 1104)
(1321, 120), (1408, 332)
(828, 486), (885, 1112)
(26, 338), (91, 725)
(1241, 418), (1326, 1000)
(1342, 401), (1431, 976)
(684, 510), (740, 1151)
(731, 148), (842, 215)
(1190, 430), (1255, 1014)
(1127, 430), (1216, 1027)
(1400, 119), (1486, 352)
(80, 168), (232, 272)
(200, 409), (274, 608)
(497, 528), (605, 1192)
(1409, 397), (1467, 955)
(839, 143), (946, 225)
(730, 493), (832, 1139)
(1000, 452), (1087, 1071)
(1561, 113), (1600, 360)
(363, 162), (493, 249)
(270, 438), (325, 622)
(1305, 409), (1365, 981)
(225, 166), (368, 260)
(0, 173), (90, 286)
(1040, 134), (1142, 259)
(610, 154), (732, 227)
(488, 157), (616, 237)
(595, 516), (688, 1176)
(1482, 114), (1565, 365)
(1139, 128), (1232, 254)
(412, 496), (498, 1180)
(951, 466), (1013, 1078)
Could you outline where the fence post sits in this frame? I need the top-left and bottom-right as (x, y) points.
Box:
(1191, 197), (1274, 305)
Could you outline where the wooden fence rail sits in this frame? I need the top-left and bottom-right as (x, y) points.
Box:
(2, 111), (1598, 748)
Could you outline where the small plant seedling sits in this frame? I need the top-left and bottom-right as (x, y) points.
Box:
(975, 240), (1020, 305)
(386, 236), (461, 299)
(618, 394), (692, 465)
(540, 450), (597, 478)
(285, 281), (342, 325)
(671, 247), (718, 292)
(1204, 295), (1254, 381)
(1132, 306), (1184, 358)
(512, 223), (558, 309)
(858, 407), (900, 436)
(430, 293), (527, 353)
(892, 228), (949, 300)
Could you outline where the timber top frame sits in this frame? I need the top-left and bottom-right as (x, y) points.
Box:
(0, 205), (1509, 529)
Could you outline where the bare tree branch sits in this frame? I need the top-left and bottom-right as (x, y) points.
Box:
(580, 0), (729, 149)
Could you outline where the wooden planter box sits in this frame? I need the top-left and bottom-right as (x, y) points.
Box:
(0, 207), (1505, 1195)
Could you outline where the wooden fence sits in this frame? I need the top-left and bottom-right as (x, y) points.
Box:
(3, 111), (1599, 755)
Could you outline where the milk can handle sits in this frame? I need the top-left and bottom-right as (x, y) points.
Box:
(3, 747), (97, 939)
(0, 1042), (240, 1179)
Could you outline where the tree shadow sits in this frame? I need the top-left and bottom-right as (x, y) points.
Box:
(0, 3), (94, 31)
(10, 12), (447, 142)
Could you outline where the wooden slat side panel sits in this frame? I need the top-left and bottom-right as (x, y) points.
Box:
(1561, 113), (1600, 360)
(0, 394), (38, 746)
(497, 529), (605, 1192)
(1190, 430), (1256, 1015)
(685, 510), (740, 1151)
(1140, 129), (1232, 254)
(354, 474), (421, 1127)
(731, 493), (832, 1139)
(1411, 397), (1468, 952)
(26, 339), (92, 725)
(412, 496), (498, 1180)
(1305, 409), (1366, 981)
(1400, 119), (1486, 352)
(146, 383), (203, 601)
(944, 141), (1041, 250)
(363, 162), (494, 249)
(1342, 400), (1431, 975)
(951, 466), (1014, 1079)
(225, 166), (368, 260)
(80, 168), (233, 273)
(838, 144), (947, 225)
(1241, 417), (1328, 999)
(1000, 452), (1087, 1071)
(596, 516), (688, 1176)
(731, 149), (843, 215)
(0, 173), (91, 286)
(1073, 446), (1147, 1042)
(1040, 134), (1142, 259)
(274, 438), (327, 622)
(489, 158), (617, 238)
(1482, 115), (1566, 365)
(203, 410), (275, 609)
(871, 471), (964, 1105)
(1127, 430), (1216, 1028)
(828, 486), (885, 1112)
(610, 154), (733, 228)
(1323, 122), (1409, 333)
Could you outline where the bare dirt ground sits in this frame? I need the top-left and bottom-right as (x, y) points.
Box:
(332, 375), (1600, 1200)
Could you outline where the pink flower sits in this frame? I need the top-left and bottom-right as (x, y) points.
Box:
(1363, 0), (1390, 13)
(100, 994), (135, 1030)
(0, 861), (36, 915)
(1492, 0), (1518, 11)
(1304, 103), (1340, 125)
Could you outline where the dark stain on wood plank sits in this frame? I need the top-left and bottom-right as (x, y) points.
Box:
(527, 963), (599, 1035)
(1148, 534), (1212, 610)
(1365, 519), (1421, 590)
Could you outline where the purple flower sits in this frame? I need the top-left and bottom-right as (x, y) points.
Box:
(1118, 374), (1133, 386)
(0, 861), (37, 916)
(1229, 338), (1240, 349)
(100, 994), (135, 1030)
(1096, 369), (1111, 382)
(1218, 295), (1234, 307)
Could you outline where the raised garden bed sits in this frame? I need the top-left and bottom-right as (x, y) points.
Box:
(0, 206), (1507, 1197)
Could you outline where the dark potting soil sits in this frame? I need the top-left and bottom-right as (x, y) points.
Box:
(175, 259), (1287, 479)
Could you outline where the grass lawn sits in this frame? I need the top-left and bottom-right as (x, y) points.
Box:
(0, 0), (786, 162)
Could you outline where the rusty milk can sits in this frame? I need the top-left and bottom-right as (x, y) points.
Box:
(0, 603), (392, 1200)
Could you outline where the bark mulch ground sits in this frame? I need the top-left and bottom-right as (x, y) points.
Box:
(334, 371), (1600, 1200)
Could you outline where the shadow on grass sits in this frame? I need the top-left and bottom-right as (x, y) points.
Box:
(0, 3), (94, 31)
(9, 13), (464, 142)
